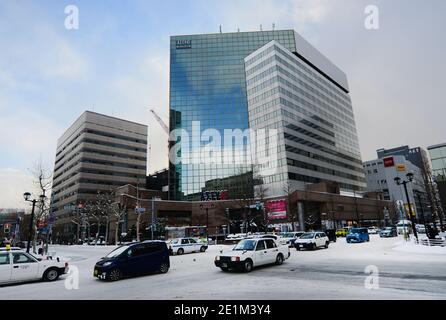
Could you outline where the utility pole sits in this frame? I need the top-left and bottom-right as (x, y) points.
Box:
(394, 173), (418, 240)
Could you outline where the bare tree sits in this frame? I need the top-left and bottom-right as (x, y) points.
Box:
(419, 153), (445, 231)
(111, 200), (128, 245)
(29, 159), (52, 253)
(283, 182), (298, 231)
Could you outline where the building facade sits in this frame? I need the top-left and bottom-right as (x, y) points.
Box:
(51, 111), (148, 220)
(363, 155), (429, 220)
(244, 40), (365, 197)
(99, 182), (395, 245)
(169, 30), (365, 200)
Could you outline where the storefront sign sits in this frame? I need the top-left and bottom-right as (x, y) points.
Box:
(383, 157), (395, 167)
(396, 164), (406, 171)
(266, 199), (287, 220)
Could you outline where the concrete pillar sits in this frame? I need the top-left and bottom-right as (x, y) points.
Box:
(298, 202), (305, 231)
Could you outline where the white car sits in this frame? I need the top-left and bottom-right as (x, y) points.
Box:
(167, 237), (208, 255)
(294, 232), (330, 250)
(279, 232), (305, 247)
(0, 247), (68, 285)
(214, 238), (290, 272)
(367, 226), (379, 234)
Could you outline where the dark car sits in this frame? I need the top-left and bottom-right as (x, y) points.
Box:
(379, 226), (398, 238)
(94, 241), (170, 281)
(324, 229), (337, 242)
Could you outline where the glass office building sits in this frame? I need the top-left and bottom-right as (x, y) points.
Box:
(245, 40), (366, 196)
(169, 30), (365, 200)
(169, 31), (299, 200)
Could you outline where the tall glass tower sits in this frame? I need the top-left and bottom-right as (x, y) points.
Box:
(169, 30), (365, 200)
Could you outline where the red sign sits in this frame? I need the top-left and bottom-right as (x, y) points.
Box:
(266, 199), (287, 220)
(383, 157), (395, 168)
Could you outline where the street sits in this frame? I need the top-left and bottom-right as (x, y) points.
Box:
(1, 235), (445, 300)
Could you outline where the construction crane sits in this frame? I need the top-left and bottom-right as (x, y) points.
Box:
(149, 109), (169, 134)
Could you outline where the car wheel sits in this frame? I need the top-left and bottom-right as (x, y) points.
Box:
(347, 239), (351, 243)
(275, 254), (284, 265)
(43, 268), (60, 282)
(325, 241), (329, 249)
(177, 248), (184, 255)
(200, 246), (206, 252)
(108, 268), (122, 281)
(243, 259), (253, 273)
(159, 263), (169, 274)
(312, 243), (317, 250)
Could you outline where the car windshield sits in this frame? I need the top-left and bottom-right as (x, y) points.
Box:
(105, 245), (130, 258)
(282, 233), (294, 237)
(233, 240), (257, 251)
(350, 228), (361, 233)
(300, 232), (315, 239)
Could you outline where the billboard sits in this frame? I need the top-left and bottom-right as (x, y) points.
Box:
(266, 199), (287, 220)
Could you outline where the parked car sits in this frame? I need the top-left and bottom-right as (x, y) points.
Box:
(324, 229), (337, 242)
(335, 228), (349, 237)
(0, 247), (68, 285)
(396, 220), (412, 235)
(415, 224), (426, 234)
(346, 227), (370, 243)
(214, 238), (290, 272)
(166, 237), (208, 255)
(280, 232), (305, 247)
(294, 232), (330, 250)
(94, 241), (170, 281)
(379, 226), (398, 238)
(368, 226), (379, 234)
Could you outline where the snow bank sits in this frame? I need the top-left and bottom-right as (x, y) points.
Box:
(393, 240), (446, 255)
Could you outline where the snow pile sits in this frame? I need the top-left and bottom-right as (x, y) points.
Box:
(392, 239), (446, 255)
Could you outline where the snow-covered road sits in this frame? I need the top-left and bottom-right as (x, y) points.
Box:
(1, 235), (445, 300)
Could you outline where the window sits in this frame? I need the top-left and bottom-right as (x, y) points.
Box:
(12, 253), (36, 264)
(181, 239), (189, 245)
(188, 238), (197, 244)
(256, 240), (266, 251)
(144, 244), (163, 254)
(265, 239), (277, 249)
(0, 253), (10, 265)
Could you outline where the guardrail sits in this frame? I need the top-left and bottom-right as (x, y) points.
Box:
(419, 238), (446, 247)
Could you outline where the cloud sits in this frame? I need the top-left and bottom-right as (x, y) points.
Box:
(0, 169), (34, 209)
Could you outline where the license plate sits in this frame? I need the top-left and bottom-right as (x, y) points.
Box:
(222, 263), (228, 268)
(94, 269), (98, 276)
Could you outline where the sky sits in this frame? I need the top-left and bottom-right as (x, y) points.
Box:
(0, 0), (445, 208)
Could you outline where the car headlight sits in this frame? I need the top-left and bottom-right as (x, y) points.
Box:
(231, 256), (240, 262)
(103, 261), (113, 267)
(215, 256), (220, 261)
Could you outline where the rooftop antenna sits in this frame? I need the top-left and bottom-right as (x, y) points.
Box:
(237, 27), (240, 32)
(272, 23), (275, 31)
(219, 25), (222, 33)
(260, 24), (263, 31)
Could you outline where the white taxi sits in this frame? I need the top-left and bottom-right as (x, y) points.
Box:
(214, 238), (290, 272)
(167, 238), (208, 255)
(0, 247), (68, 285)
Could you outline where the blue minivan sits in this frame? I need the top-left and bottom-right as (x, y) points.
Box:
(346, 227), (370, 243)
(94, 241), (170, 281)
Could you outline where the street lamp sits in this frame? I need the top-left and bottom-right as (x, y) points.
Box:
(394, 172), (418, 240)
(23, 192), (46, 253)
